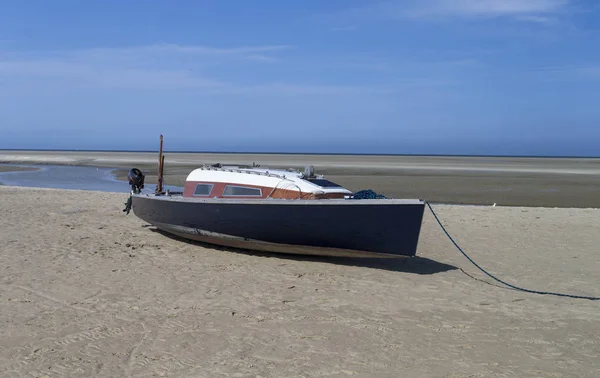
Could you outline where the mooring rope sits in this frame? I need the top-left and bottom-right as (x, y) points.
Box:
(425, 201), (600, 301)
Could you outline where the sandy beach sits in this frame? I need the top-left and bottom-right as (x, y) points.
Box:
(1, 151), (600, 208)
(1, 185), (599, 377)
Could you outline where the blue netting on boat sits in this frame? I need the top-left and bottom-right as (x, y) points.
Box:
(349, 189), (388, 199)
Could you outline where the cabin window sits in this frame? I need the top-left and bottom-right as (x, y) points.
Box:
(223, 185), (262, 197)
(193, 183), (214, 196)
(306, 178), (342, 188)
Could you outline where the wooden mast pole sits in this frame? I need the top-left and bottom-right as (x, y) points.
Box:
(157, 134), (164, 193)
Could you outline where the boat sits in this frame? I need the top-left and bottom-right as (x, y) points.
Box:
(124, 136), (426, 258)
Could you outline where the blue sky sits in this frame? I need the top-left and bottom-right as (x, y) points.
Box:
(0, 0), (599, 156)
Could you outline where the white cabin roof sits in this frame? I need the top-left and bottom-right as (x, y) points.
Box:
(186, 165), (352, 194)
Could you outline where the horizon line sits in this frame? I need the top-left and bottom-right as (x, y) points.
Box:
(0, 148), (598, 159)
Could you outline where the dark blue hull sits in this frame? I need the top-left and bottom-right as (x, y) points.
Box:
(131, 194), (425, 258)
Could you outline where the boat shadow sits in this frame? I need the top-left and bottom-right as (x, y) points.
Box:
(147, 227), (457, 275)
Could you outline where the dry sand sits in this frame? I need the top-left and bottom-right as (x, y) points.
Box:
(1, 151), (600, 208)
(1, 186), (599, 377)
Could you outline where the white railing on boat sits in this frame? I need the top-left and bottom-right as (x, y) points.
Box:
(199, 165), (299, 180)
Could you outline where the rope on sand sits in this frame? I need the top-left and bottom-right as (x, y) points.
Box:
(426, 201), (600, 301)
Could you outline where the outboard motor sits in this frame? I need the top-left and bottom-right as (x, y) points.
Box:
(123, 168), (145, 215)
(127, 168), (145, 194)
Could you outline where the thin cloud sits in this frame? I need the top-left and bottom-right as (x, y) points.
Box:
(320, 0), (572, 24)
(577, 65), (600, 78)
(0, 43), (404, 96)
(515, 15), (559, 24)
(67, 43), (293, 64)
(113, 43), (293, 60)
(405, 0), (569, 18)
(0, 59), (225, 89)
(138, 43), (292, 54)
(526, 64), (600, 82)
(210, 83), (399, 96)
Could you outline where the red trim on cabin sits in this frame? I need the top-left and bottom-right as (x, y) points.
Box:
(183, 181), (347, 200)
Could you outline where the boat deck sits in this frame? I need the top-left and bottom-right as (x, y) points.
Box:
(134, 193), (425, 206)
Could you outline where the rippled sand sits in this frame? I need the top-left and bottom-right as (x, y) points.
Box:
(1, 186), (599, 377)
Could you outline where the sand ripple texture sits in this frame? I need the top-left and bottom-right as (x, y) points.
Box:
(0, 186), (599, 377)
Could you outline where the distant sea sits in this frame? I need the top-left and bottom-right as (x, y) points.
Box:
(0, 148), (598, 159)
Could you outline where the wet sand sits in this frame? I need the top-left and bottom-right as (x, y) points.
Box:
(0, 165), (39, 173)
(1, 151), (599, 208)
(0, 185), (599, 377)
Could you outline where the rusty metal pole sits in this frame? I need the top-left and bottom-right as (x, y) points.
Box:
(160, 154), (165, 192)
(157, 134), (164, 193)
